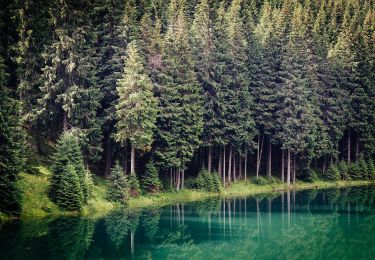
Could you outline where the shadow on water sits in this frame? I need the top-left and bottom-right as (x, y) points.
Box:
(1, 186), (375, 259)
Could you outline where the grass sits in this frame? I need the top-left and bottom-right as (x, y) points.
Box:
(6, 166), (374, 220)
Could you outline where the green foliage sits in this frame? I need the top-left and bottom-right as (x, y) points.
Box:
(367, 159), (375, 180)
(358, 157), (370, 180)
(128, 174), (141, 197)
(348, 162), (362, 180)
(195, 168), (222, 193)
(324, 164), (341, 181)
(56, 163), (84, 211)
(0, 57), (23, 215)
(253, 176), (282, 186)
(338, 161), (350, 180)
(142, 160), (161, 194)
(49, 131), (92, 210)
(307, 169), (321, 182)
(107, 161), (129, 204)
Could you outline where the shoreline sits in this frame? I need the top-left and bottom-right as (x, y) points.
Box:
(2, 174), (373, 221)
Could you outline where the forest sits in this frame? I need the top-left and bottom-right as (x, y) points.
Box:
(0, 0), (374, 216)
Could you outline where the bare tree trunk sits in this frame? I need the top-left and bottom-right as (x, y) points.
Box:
(63, 111), (68, 132)
(267, 136), (272, 177)
(244, 153), (248, 181)
(181, 169), (185, 189)
(176, 169), (180, 191)
(239, 156), (242, 179)
(218, 147), (222, 176)
(228, 146), (232, 183)
(322, 156), (326, 174)
(355, 137), (359, 159)
(287, 149), (291, 186)
(170, 168), (173, 190)
(208, 147), (212, 173)
(233, 152), (236, 182)
(105, 138), (112, 176)
(347, 129), (351, 164)
(130, 143), (135, 175)
(281, 149), (285, 183)
(293, 154), (296, 185)
(256, 135), (265, 178)
(223, 146), (226, 186)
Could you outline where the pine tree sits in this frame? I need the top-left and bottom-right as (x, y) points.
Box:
(56, 163), (84, 211)
(155, 1), (203, 189)
(37, 0), (102, 163)
(0, 56), (23, 215)
(142, 160), (161, 194)
(107, 161), (129, 204)
(49, 130), (90, 206)
(114, 41), (158, 175)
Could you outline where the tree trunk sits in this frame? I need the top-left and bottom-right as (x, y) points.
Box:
(233, 152), (236, 182)
(181, 169), (185, 189)
(228, 146), (232, 183)
(223, 146), (226, 186)
(287, 149), (291, 186)
(105, 138), (112, 176)
(130, 143), (135, 175)
(218, 147), (222, 176)
(239, 156), (242, 179)
(347, 130), (351, 164)
(267, 136), (272, 177)
(355, 137), (359, 159)
(293, 154), (296, 185)
(256, 135), (265, 178)
(281, 149), (285, 183)
(176, 169), (180, 191)
(63, 111), (68, 132)
(170, 168), (173, 190)
(208, 147), (212, 173)
(244, 153), (248, 181)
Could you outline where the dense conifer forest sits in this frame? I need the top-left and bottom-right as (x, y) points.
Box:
(0, 0), (374, 214)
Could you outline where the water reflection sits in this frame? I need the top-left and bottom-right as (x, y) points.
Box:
(1, 186), (375, 259)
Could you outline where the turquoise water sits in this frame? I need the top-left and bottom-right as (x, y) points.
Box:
(1, 186), (375, 259)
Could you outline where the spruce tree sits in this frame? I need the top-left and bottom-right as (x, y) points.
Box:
(142, 160), (161, 194)
(155, 1), (203, 189)
(114, 41), (158, 175)
(107, 161), (129, 204)
(37, 0), (102, 163)
(0, 56), (23, 215)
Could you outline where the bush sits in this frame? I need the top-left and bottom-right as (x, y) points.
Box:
(358, 157), (369, 180)
(324, 164), (341, 181)
(195, 168), (222, 192)
(107, 161), (129, 204)
(337, 161), (350, 180)
(128, 174), (141, 197)
(348, 162), (362, 180)
(253, 176), (282, 185)
(307, 169), (321, 182)
(367, 159), (375, 180)
(142, 160), (161, 194)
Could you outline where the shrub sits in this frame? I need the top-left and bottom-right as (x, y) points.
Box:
(348, 162), (362, 180)
(253, 176), (281, 185)
(358, 157), (369, 180)
(107, 161), (129, 204)
(56, 163), (84, 211)
(307, 169), (320, 182)
(49, 131), (91, 210)
(367, 159), (375, 180)
(337, 161), (350, 180)
(128, 174), (141, 197)
(195, 168), (221, 192)
(324, 164), (341, 181)
(142, 160), (161, 194)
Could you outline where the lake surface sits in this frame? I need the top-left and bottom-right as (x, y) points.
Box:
(1, 186), (375, 259)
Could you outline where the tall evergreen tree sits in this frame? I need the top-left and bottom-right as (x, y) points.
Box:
(37, 0), (102, 163)
(114, 41), (158, 176)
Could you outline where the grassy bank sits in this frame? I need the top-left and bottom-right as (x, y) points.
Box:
(4, 166), (374, 220)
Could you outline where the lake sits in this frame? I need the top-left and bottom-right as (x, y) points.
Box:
(1, 186), (375, 259)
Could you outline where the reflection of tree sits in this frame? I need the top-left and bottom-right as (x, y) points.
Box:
(141, 207), (161, 242)
(104, 208), (140, 249)
(47, 217), (95, 259)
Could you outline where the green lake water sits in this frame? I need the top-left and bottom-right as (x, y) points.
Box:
(1, 186), (375, 259)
